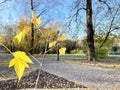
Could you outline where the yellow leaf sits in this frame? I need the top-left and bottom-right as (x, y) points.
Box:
(31, 11), (41, 25)
(14, 31), (23, 43)
(49, 41), (57, 48)
(9, 51), (33, 80)
(59, 47), (66, 55)
(12, 51), (33, 64)
(14, 62), (25, 80)
(9, 59), (15, 67)
(36, 17), (41, 25)
(57, 35), (67, 41)
(14, 26), (30, 43)
(32, 11), (36, 19)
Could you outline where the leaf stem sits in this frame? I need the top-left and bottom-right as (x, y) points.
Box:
(0, 43), (12, 54)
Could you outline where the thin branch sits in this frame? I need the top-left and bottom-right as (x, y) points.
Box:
(28, 53), (42, 67)
(111, 26), (120, 32)
(0, 43), (12, 54)
(99, 5), (120, 48)
(98, 0), (111, 10)
(34, 39), (48, 90)
(37, 9), (47, 18)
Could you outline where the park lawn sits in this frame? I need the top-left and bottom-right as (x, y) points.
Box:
(34, 54), (120, 70)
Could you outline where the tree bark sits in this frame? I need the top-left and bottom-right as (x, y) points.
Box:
(86, 0), (96, 61)
(30, 0), (34, 54)
(56, 45), (59, 61)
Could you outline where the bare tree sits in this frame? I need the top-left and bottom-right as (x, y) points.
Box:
(30, 0), (34, 53)
(68, 0), (120, 61)
(86, 0), (96, 61)
(99, 4), (120, 48)
(69, 0), (96, 61)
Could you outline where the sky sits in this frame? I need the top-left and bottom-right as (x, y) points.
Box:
(0, 0), (120, 40)
(1, 0), (70, 23)
(1, 0), (85, 40)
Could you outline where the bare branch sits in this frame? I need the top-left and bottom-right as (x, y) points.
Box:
(99, 5), (120, 48)
(98, 0), (111, 10)
(37, 9), (47, 18)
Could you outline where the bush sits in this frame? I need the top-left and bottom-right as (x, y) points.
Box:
(96, 48), (108, 58)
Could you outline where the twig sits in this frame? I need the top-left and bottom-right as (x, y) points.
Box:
(28, 53), (42, 67)
(34, 39), (48, 90)
(0, 43), (12, 54)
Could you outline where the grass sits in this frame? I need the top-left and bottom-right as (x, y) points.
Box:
(34, 54), (120, 70)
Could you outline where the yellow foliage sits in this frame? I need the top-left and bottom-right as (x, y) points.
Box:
(59, 47), (66, 55)
(0, 35), (4, 43)
(39, 27), (57, 42)
(9, 51), (33, 80)
(31, 11), (41, 25)
(49, 41), (57, 48)
(57, 35), (68, 41)
(14, 26), (30, 43)
(17, 17), (28, 32)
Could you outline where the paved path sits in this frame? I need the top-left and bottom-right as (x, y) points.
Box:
(33, 58), (120, 90)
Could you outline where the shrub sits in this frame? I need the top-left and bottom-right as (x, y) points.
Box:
(96, 48), (108, 58)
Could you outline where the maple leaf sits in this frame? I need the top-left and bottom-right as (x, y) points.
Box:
(57, 35), (68, 41)
(14, 31), (23, 43)
(14, 26), (30, 43)
(31, 11), (41, 25)
(59, 47), (66, 55)
(9, 51), (33, 80)
(49, 41), (57, 48)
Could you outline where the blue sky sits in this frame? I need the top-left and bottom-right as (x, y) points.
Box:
(0, 0), (120, 40)
(1, 0), (85, 40)
(1, 0), (71, 23)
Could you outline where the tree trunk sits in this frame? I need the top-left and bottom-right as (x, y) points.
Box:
(86, 0), (96, 61)
(30, 0), (34, 54)
(56, 45), (59, 61)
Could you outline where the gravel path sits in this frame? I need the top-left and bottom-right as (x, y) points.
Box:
(33, 58), (120, 90)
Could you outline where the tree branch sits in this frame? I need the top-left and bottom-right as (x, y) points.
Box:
(98, 0), (111, 10)
(99, 5), (120, 48)
(37, 9), (47, 18)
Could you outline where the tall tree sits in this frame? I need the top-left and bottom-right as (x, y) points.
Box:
(68, 0), (120, 61)
(29, 0), (61, 53)
(30, 0), (34, 54)
(69, 0), (96, 61)
(86, 0), (96, 61)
